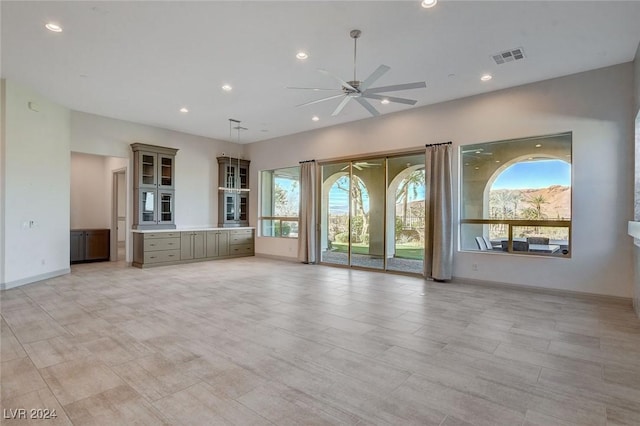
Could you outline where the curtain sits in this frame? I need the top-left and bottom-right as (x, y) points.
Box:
(297, 161), (317, 263)
(424, 144), (453, 280)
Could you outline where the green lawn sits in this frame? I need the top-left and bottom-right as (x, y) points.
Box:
(330, 242), (424, 260)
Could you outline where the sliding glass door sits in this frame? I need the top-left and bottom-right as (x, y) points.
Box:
(320, 153), (425, 275)
(350, 158), (385, 270)
(386, 154), (425, 274)
(320, 162), (350, 265)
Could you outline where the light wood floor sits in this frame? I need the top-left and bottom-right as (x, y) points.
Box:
(2, 257), (640, 425)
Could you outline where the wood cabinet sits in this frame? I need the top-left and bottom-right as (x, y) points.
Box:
(132, 143), (178, 230)
(217, 157), (250, 227)
(205, 230), (229, 258)
(229, 229), (254, 257)
(133, 228), (254, 268)
(181, 231), (206, 260)
(70, 229), (110, 263)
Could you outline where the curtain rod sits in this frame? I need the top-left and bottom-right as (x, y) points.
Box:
(299, 159), (316, 164)
(425, 141), (452, 147)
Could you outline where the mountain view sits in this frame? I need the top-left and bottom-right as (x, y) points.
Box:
(489, 185), (571, 220)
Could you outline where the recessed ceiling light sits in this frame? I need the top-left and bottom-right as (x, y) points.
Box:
(296, 52), (308, 60)
(421, 0), (437, 8)
(475, 150), (481, 154)
(528, 157), (534, 160)
(495, 160), (501, 163)
(380, 98), (390, 105)
(474, 166), (480, 170)
(535, 143), (542, 148)
(221, 84), (232, 91)
(480, 74), (493, 82)
(179, 107), (189, 113)
(45, 23), (63, 33)
(312, 116), (320, 122)
(464, 163), (470, 166)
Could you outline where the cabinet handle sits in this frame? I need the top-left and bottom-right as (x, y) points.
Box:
(150, 256), (156, 259)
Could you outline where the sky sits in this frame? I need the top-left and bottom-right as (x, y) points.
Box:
(320, 160), (569, 214)
(491, 160), (571, 190)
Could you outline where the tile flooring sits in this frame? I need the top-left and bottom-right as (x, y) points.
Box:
(1, 257), (640, 425)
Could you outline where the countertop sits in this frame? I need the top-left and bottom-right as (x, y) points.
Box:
(132, 227), (254, 233)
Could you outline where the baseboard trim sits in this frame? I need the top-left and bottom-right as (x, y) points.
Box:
(452, 275), (632, 306)
(255, 253), (300, 263)
(1, 268), (71, 291)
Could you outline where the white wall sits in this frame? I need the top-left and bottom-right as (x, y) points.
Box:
(1, 80), (71, 289)
(71, 111), (241, 229)
(247, 64), (635, 298)
(70, 152), (109, 229)
(635, 41), (640, 114)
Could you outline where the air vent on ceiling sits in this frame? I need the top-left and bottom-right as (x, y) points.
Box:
(492, 47), (526, 65)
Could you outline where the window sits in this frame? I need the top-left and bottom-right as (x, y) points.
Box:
(460, 133), (572, 257)
(260, 166), (300, 238)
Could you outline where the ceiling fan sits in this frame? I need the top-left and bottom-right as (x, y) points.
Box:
(288, 29), (427, 117)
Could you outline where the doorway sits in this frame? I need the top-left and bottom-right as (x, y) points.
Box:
(112, 169), (126, 261)
(320, 152), (425, 275)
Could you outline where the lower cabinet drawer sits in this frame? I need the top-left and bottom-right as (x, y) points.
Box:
(229, 234), (253, 245)
(144, 249), (181, 264)
(146, 232), (181, 239)
(229, 244), (254, 255)
(144, 237), (180, 251)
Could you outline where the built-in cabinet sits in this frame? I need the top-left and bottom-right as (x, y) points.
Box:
(217, 157), (250, 227)
(70, 229), (110, 263)
(206, 230), (230, 257)
(132, 143), (178, 230)
(181, 231), (206, 260)
(132, 228), (254, 268)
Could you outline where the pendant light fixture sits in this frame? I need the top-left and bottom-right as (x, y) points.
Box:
(218, 119), (250, 193)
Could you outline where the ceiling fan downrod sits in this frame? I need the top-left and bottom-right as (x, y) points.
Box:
(350, 29), (361, 87)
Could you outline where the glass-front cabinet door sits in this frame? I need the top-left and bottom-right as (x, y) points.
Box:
(139, 190), (157, 225)
(238, 193), (248, 222)
(225, 193), (236, 222)
(139, 152), (157, 187)
(158, 155), (175, 188)
(158, 191), (174, 225)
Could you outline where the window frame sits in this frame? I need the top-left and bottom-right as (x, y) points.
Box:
(259, 166), (301, 238)
(459, 132), (572, 258)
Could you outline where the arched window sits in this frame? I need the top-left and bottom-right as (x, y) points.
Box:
(460, 133), (572, 256)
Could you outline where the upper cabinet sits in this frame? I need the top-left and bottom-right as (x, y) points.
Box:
(217, 157), (250, 227)
(132, 143), (178, 229)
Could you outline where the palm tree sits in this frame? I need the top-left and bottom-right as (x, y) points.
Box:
(525, 194), (548, 220)
(396, 169), (425, 226)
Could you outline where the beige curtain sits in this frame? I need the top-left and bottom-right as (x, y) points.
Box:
(424, 143), (453, 280)
(297, 160), (317, 263)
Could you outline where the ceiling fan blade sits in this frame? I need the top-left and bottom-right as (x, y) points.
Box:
(286, 87), (342, 91)
(355, 97), (380, 117)
(359, 65), (390, 91)
(362, 93), (417, 105)
(331, 96), (353, 116)
(318, 69), (357, 91)
(364, 81), (427, 94)
(296, 94), (345, 108)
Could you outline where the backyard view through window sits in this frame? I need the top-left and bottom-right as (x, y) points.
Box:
(260, 167), (300, 238)
(321, 153), (426, 274)
(460, 133), (572, 256)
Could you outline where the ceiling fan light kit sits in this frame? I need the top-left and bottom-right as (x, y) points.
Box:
(289, 29), (426, 118)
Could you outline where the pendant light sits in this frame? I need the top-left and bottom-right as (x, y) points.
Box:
(218, 119), (250, 193)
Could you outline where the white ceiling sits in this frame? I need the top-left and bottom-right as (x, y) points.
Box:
(3, 1), (640, 144)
